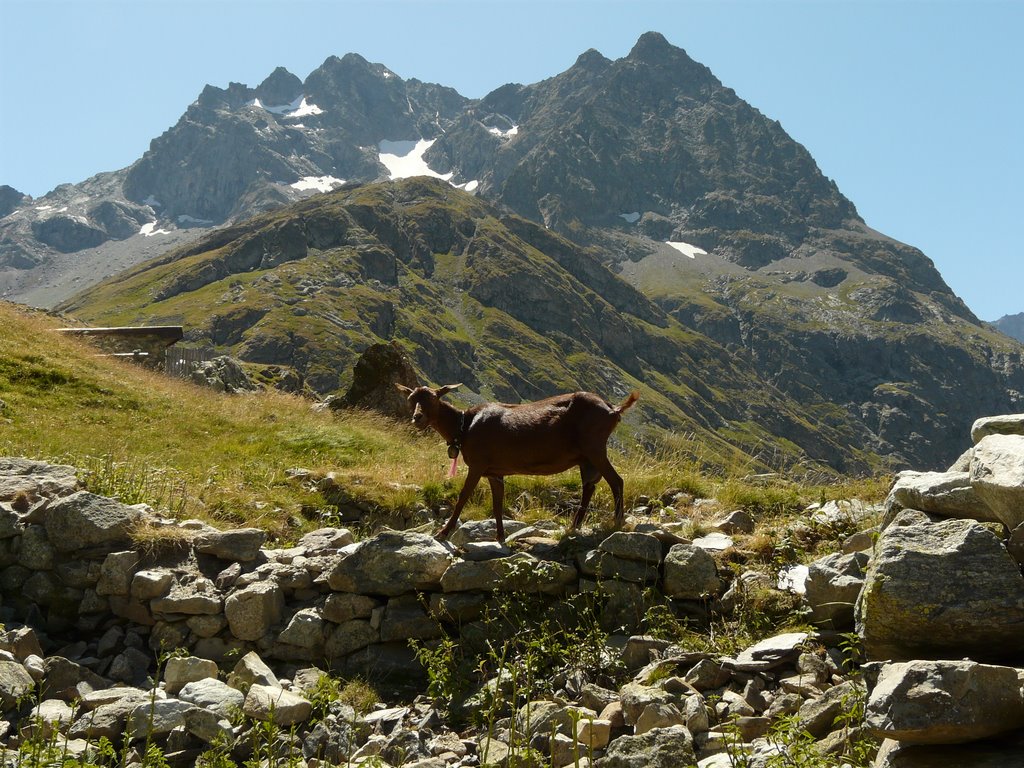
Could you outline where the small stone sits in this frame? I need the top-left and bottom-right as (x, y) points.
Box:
(164, 656), (219, 695)
(227, 651), (279, 689)
(224, 581), (285, 641)
(714, 510), (755, 534)
(243, 684), (312, 726)
(130, 570), (173, 600)
(196, 528), (266, 561)
(634, 702), (685, 734)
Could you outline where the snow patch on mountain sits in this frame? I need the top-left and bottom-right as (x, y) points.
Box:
(620, 212), (640, 223)
(378, 139), (453, 182)
(487, 124), (519, 139)
(140, 222), (172, 237)
(291, 176), (346, 193)
(253, 96), (324, 118)
(666, 241), (707, 259)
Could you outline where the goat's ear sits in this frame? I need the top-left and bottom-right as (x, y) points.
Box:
(394, 384), (414, 396)
(436, 384), (462, 398)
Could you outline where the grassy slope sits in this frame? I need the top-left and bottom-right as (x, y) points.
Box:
(0, 302), (445, 536)
(1, 302), (886, 543)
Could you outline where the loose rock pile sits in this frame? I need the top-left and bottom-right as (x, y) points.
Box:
(1, 413), (1024, 766)
(852, 412), (1024, 766)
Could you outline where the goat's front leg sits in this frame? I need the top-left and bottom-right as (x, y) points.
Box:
(436, 468), (483, 541)
(487, 476), (506, 543)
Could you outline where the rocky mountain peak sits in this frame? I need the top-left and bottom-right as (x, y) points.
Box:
(308, 52), (396, 87)
(628, 30), (675, 60)
(623, 31), (719, 94)
(994, 313), (1024, 343)
(0, 185), (27, 218)
(572, 48), (612, 73)
(255, 66), (302, 107)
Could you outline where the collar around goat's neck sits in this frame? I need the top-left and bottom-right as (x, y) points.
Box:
(441, 403), (469, 456)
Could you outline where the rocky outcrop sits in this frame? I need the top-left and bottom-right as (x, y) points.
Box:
(189, 356), (258, 394)
(330, 341), (420, 419)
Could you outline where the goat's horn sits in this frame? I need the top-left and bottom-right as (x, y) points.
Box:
(394, 384), (414, 395)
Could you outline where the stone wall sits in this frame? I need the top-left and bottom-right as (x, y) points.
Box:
(0, 457), (722, 685)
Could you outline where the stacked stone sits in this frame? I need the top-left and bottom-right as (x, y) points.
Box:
(0, 459), (731, 680)
(0, 455), (882, 765)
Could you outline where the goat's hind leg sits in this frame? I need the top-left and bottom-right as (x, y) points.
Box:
(437, 468), (483, 541)
(570, 461), (602, 531)
(588, 452), (626, 528)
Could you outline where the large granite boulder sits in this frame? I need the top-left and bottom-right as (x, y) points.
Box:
(970, 434), (1024, 529)
(885, 470), (997, 525)
(971, 414), (1024, 444)
(865, 660), (1024, 744)
(857, 511), (1024, 662)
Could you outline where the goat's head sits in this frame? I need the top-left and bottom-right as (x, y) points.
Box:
(395, 383), (462, 428)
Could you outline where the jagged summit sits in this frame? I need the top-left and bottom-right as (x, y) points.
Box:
(627, 30), (675, 60)
(255, 66), (303, 106)
(572, 48), (612, 72)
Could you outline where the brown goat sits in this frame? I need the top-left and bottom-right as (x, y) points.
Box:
(396, 384), (639, 543)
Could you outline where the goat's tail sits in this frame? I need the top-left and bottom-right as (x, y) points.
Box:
(613, 391), (640, 415)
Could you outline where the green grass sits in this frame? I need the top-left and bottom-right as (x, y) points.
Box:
(0, 301), (886, 543)
(0, 303), (442, 537)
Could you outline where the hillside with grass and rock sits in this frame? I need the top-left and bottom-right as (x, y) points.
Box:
(3, 33), (1023, 474)
(53, 173), (1024, 477)
(6, 296), (1024, 765)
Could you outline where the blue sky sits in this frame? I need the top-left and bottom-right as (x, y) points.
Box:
(1, 0), (1021, 320)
